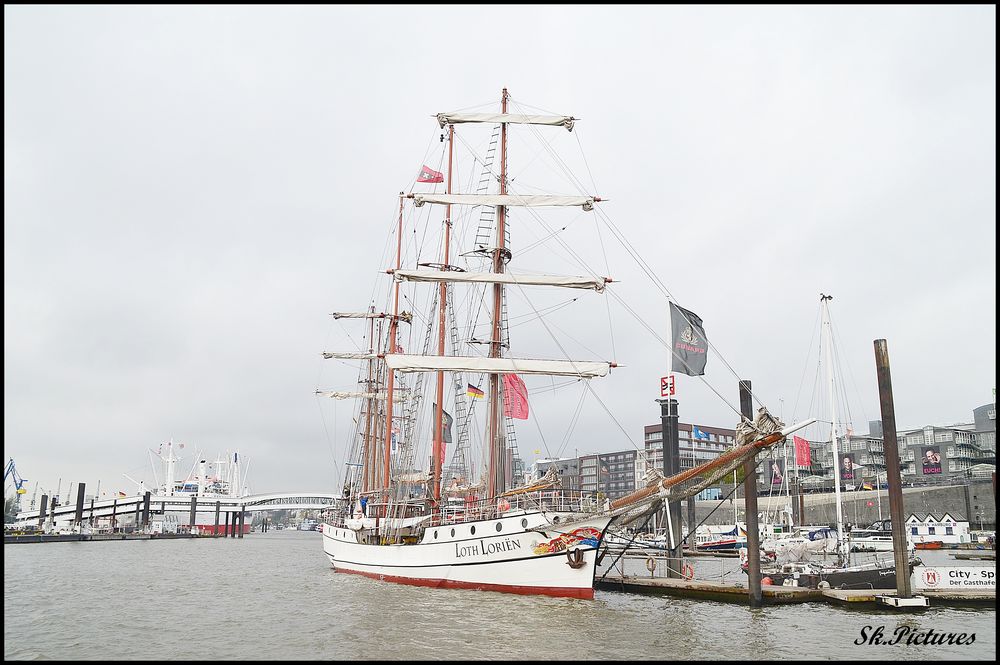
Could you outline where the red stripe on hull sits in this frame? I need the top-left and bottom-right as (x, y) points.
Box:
(334, 566), (594, 600)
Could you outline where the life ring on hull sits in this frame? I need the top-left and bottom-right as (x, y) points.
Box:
(566, 547), (585, 569)
(681, 563), (695, 580)
(645, 556), (657, 573)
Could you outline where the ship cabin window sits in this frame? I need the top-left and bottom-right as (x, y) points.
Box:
(450, 528), (455, 537)
(433, 530), (438, 539)
(911, 527), (918, 535)
(946, 527), (953, 535)
(470, 525), (476, 535)
(928, 526), (936, 535)
(496, 522), (503, 532)
(521, 518), (528, 528)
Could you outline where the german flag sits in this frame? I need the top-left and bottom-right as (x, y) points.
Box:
(467, 384), (485, 399)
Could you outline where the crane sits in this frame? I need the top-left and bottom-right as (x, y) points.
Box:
(4, 458), (29, 520)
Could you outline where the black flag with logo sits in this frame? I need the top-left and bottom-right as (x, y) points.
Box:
(670, 301), (708, 376)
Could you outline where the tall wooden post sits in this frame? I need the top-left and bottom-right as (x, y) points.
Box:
(74, 483), (86, 526)
(38, 495), (48, 529)
(874, 339), (912, 598)
(214, 500), (221, 537)
(740, 380), (763, 608)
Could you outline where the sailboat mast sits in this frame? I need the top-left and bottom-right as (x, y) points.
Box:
(821, 294), (846, 555)
(383, 196), (404, 490)
(362, 309), (376, 493)
(432, 126), (455, 506)
(487, 88), (509, 500)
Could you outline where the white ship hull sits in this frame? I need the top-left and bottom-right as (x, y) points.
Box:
(322, 511), (613, 599)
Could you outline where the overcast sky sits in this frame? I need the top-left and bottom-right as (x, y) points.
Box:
(5, 5), (995, 500)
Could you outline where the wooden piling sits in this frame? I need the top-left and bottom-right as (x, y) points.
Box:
(874, 339), (912, 598)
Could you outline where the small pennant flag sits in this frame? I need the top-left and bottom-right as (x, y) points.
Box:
(467, 384), (485, 399)
(432, 403), (454, 458)
(416, 164), (444, 183)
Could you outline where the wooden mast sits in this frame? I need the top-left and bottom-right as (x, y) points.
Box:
(488, 88), (510, 500)
(383, 196), (404, 491)
(361, 307), (376, 494)
(433, 125), (455, 507)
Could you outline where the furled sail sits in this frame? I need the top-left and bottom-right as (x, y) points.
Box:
(409, 194), (596, 211)
(436, 113), (575, 131)
(384, 354), (613, 378)
(610, 414), (816, 511)
(316, 390), (408, 402)
(393, 269), (609, 292)
(331, 311), (413, 323)
(322, 352), (378, 360)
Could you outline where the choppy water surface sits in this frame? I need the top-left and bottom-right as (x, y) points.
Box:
(4, 532), (995, 660)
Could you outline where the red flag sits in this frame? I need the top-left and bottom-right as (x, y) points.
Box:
(416, 164), (444, 183)
(502, 374), (529, 420)
(793, 435), (811, 467)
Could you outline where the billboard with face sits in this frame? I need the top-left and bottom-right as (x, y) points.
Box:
(840, 453), (855, 481)
(921, 446), (942, 475)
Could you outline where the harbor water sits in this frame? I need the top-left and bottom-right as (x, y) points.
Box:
(4, 531), (995, 660)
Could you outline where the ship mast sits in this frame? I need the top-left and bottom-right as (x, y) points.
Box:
(432, 125), (455, 507)
(821, 293), (847, 562)
(362, 307), (376, 494)
(384, 196), (404, 492)
(487, 88), (510, 501)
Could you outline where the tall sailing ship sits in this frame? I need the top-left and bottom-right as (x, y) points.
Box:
(318, 89), (809, 599)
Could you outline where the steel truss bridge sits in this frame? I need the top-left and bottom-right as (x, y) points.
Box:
(15, 491), (343, 526)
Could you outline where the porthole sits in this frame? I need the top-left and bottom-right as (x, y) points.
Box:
(451, 528), (456, 537)
(470, 525), (477, 535)
(521, 518), (528, 528)
(434, 530), (438, 539)
(496, 522), (503, 532)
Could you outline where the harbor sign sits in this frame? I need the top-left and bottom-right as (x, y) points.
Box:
(912, 566), (995, 591)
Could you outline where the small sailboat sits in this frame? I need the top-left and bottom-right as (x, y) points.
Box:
(318, 89), (812, 598)
(748, 295), (918, 589)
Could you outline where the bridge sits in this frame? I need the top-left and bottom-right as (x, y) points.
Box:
(15, 491), (344, 529)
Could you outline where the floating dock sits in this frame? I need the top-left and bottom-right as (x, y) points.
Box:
(596, 574), (996, 607)
(596, 575), (820, 604)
